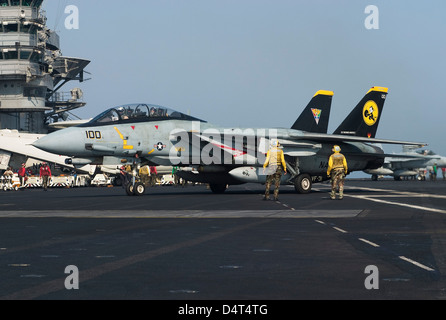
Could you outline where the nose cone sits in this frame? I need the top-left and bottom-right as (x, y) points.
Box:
(33, 128), (83, 156)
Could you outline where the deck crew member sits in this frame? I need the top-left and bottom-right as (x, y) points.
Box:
(327, 145), (348, 200)
(263, 140), (287, 201)
(18, 163), (27, 188)
(39, 162), (52, 191)
(139, 165), (150, 186)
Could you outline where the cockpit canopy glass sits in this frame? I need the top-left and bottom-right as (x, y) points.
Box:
(416, 149), (436, 156)
(85, 103), (205, 125)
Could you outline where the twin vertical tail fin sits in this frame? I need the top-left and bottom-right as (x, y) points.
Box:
(291, 90), (333, 133)
(333, 86), (388, 138)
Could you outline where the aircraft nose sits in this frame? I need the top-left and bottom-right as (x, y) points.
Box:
(33, 128), (81, 155)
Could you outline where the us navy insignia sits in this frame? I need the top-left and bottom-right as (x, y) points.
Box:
(155, 142), (166, 151)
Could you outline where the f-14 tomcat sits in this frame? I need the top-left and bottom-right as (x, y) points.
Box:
(33, 86), (424, 195)
(365, 146), (446, 180)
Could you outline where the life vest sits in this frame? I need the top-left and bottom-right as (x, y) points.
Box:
(41, 166), (51, 176)
(331, 153), (346, 170)
(264, 147), (287, 171)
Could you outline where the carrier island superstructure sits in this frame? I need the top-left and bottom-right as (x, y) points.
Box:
(0, 0), (90, 172)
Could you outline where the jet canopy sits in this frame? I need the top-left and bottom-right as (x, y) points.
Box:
(416, 149), (437, 156)
(83, 103), (205, 126)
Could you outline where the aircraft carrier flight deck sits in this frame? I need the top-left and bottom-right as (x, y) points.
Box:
(0, 179), (445, 301)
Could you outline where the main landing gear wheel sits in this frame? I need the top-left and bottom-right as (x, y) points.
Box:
(125, 183), (134, 196)
(294, 174), (312, 194)
(133, 182), (145, 196)
(209, 184), (227, 194)
(126, 182), (146, 196)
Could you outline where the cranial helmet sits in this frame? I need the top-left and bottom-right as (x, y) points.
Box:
(271, 139), (279, 147)
(333, 145), (341, 153)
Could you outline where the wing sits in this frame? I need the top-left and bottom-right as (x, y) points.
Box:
(181, 130), (426, 164)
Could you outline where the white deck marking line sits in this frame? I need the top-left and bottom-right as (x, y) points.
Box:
(313, 217), (436, 273)
(346, 194), (446, 214)
(317, 185), (446, 200)
(281, 203), (296, 211)
(355, 194), (446, 198)
(333, 227), (348, 233)
(358, 238), (380, 247)
(1, 219), (270, 300)
(398, 256), (435, 272)
(346, 186), (446, 199)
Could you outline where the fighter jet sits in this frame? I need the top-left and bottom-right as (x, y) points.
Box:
(33, 86), (424, 196)
(365, 146), (446, 180)
(227, 86), (415, 191)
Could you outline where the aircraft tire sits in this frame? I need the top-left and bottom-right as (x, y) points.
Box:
(125, 183), (134, 196)
(134, 182), (145, 196)
(209, 184), (227, 194)
(294, 174), (312, 194)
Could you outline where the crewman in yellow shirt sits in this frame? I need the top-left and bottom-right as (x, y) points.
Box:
(263, 140), (287, 201)
(327, 145), (348, 200)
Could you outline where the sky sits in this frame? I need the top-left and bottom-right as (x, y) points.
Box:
(42, 0), (446, 164)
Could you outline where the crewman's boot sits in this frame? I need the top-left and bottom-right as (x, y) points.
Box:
(330, 191), (336, 200)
